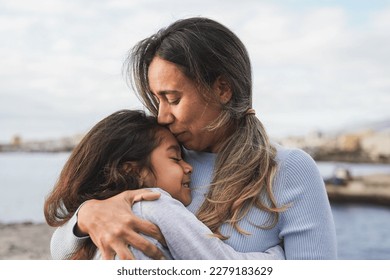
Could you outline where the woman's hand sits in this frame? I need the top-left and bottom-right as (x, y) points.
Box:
(76, 189), (166, 260)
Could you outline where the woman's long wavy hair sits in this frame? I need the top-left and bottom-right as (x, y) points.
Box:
(125, 17), (287, 239)
(44, 110), (163, 258)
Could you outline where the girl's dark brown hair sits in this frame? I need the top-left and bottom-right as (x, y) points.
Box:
(44, 110), (163, 259)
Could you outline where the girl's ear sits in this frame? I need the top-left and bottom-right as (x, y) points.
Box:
(213, 76), (232, 104)
(139, 168), (155, 187)
(122, 162), (155, 187)
(122, 161), (141, 174)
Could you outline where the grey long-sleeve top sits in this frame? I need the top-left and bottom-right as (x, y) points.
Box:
(93, 188), (285, 260)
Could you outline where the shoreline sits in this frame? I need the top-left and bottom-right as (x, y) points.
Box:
(325, 173), (390, 207)
(0, 222), (55, 260)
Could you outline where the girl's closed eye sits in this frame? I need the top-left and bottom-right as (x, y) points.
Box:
(171, 157), (182, 162)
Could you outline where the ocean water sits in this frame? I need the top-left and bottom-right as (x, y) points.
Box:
(316, 161), (390, 178)
(0, 152), (69, 224)
(332, 203), (390, 260)
(0, 152), (389, 259)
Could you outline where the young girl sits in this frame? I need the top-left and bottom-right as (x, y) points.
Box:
(44, 110), (189, 259)
(44, 109), (284, 260)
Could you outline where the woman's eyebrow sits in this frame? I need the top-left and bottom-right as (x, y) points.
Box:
(155, 89), (181, 96)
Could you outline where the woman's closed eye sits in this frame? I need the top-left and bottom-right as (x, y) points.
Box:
(167, 98), (180, 105)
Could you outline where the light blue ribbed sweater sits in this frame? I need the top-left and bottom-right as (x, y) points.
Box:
(50, 143), (337, 259)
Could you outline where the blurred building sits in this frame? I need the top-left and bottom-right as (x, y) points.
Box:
(276, 128), (390, 163)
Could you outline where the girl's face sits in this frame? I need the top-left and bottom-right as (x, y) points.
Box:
(142, 128), (192, 206)
(148, 56), (229, 153)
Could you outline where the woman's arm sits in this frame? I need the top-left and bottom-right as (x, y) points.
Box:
(138, 189), (285, 260)
(276, 149), (337, 259)
(50, 189), (165, 260)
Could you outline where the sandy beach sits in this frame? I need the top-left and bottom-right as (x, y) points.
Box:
(0, 222), (55, 260)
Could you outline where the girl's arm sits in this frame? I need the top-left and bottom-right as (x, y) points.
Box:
(50, 189), (164, 260)
(50, 212), (88, 260)
(137, 189), (285, 260)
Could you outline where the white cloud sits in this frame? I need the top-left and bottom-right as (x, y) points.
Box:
(0, 0), (389, 142)
(241, 5), (390, 136)
(1, 0), (77, 14)
(52, 38), (73, 52)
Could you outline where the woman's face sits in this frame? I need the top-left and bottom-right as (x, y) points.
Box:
(148, 56), (226, 153)
(142, 128), (192, 206)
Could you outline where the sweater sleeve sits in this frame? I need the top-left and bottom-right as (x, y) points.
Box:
(50, 205), (89, 260)
(139, 189), (285, 260)
(276, 149), (337, 259)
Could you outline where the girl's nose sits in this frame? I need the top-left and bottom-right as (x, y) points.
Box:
(182, 161), (193, 174)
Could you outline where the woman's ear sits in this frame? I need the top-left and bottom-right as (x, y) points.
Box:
(213, 76), (232, 104)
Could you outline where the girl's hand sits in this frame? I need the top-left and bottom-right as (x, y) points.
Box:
(76, 189), (166, 260)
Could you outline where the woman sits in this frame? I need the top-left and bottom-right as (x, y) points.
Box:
(51, 17), (337, 260)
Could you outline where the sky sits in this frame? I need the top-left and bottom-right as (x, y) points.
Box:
(0, 0), (389, 143)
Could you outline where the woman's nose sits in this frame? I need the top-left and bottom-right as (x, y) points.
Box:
(157, 102), (174, 125)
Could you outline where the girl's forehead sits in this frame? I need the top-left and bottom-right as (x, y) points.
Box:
(157, 128), (179, 145)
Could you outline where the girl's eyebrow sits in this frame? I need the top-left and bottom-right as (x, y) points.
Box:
(166, 144), (181, 153)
